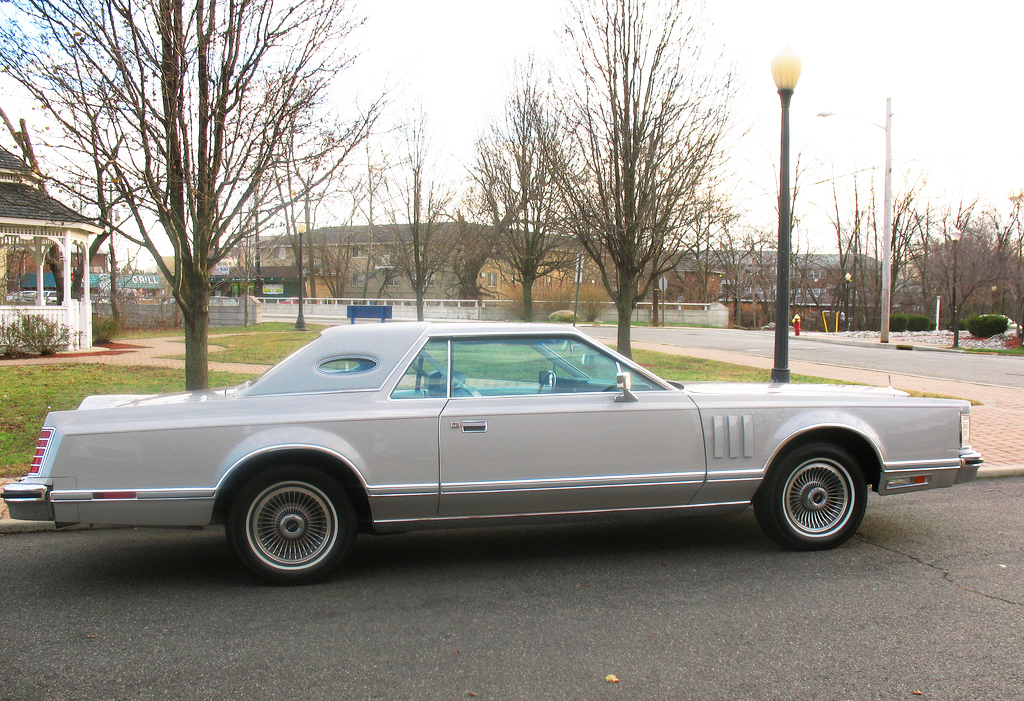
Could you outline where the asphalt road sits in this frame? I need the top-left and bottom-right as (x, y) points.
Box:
(1, 478), (1021, 701)
(585, 326), (1024, 388)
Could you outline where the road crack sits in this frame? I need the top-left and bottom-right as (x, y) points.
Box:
(855, 533), (1023, 607)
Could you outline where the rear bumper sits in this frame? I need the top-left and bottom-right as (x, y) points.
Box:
(2, 481), (55, 522)
(956, 449), (983, 484)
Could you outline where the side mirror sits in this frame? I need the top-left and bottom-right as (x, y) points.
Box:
(613, 371), (638, 403)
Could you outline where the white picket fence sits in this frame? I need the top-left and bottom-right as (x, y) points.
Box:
(0, 301), (92, 350)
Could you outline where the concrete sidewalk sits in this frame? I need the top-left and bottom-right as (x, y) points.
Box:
(2, 330), (1020, 532)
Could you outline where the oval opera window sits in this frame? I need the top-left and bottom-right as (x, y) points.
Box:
(317, 357), (379, 375)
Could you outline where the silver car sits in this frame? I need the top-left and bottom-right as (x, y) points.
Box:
(3, 322), (982, 584)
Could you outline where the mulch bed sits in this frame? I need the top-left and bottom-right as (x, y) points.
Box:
(56, 341), (148, 358)
(1, 341), (148, 361)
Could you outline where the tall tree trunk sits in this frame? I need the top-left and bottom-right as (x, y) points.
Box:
(183, 291), (210, 391)
(615, 287), (634, 358)
(522, 275), (536, 322)
(107, 238), (120, 323)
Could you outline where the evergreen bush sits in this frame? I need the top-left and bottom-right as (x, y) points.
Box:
(891, 313), (933, 332)
(93, 316), (122, 344)
(966, 314), (1009, 338)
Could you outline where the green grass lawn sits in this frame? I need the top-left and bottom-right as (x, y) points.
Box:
(117, 321), (327, 340)
(630, 347), (827, 383)
(189, 330), (324, 365)
(0, 365), (255, 478)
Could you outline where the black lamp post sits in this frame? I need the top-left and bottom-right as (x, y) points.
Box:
(770, 47), (802, 383)
(950, 229), (961, 349)
(844, 272), (852, 331)
(295, 221), (307, 331)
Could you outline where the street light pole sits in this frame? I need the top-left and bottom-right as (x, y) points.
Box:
(881, 97), (893, 343)
(771, 47), (801, 384)
(817, 98), (893, 343)
(844, 272), (852, 331)
(950, 228), (961, 349)
(295, 221), (307, 331)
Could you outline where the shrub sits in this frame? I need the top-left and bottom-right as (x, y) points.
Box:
(890, 313), (934, 332)
(0, 318), (23, 356)
(17, 315), (72, 355)
(966, 314), (1009, 338)
(93, 316), (121, 344)
(906, 315), (934, 332)
(576, 284), (610, 322)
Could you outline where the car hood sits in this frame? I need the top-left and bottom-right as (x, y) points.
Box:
(682, 382), (909, 398)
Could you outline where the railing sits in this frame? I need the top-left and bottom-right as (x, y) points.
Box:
(0, 302), (89, 350)
(0, 304), (67, 326)
(256, 296), (717, 311)
(256, 297), (728, 326)
(256, 297), (502, 308)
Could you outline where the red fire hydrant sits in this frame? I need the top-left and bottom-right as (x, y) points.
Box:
(793, 314), (801, 336)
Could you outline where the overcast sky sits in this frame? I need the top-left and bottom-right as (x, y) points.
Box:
(356, 0), (1023, 249)
(3, 0), (1019, 256)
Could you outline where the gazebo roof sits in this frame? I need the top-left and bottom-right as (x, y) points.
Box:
(0, 181), (95, 224)
(0, 146), (98, 231)
(0, 147), (34, 174)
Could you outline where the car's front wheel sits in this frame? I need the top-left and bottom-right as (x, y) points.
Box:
(227, 466), (357, 584)
(753, 443), (866, 551)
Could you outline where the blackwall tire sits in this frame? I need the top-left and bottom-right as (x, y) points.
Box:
(753, 443), (866, 551)
(227, 466), (357, 584)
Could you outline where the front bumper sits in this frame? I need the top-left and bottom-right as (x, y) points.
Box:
(2, 481), (55, 522)
(877, 449), (983, 495)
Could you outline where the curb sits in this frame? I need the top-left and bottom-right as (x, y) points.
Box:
(0, 520), (108, 535)
(793, 333), (965, 354)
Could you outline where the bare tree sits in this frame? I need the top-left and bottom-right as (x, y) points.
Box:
(473, 59), (569, 321)
(385, 109), (454, 320)
(1, 0), (378, 388)
(549, 0), (733, 355)
(1001, 192), (1024, 334)
(445, 207), (498, 301)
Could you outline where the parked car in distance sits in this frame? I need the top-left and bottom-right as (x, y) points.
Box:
(4, 322), (982, 584)
(5, 290), (59, 304)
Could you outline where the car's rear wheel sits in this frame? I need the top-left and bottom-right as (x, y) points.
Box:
(753, 443), (866, 551)
(227, 466), (357, 584)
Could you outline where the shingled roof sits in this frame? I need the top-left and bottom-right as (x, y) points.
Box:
(0, 146), (94, 225)
(0, 147), (33, 174)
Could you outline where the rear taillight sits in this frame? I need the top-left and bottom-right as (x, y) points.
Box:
(27, 427), (54, 477)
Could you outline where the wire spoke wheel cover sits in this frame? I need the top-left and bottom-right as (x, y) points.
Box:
(753, 442), (867, 551)
(782, 460), (853, 536)
(246, 481), (339, 570)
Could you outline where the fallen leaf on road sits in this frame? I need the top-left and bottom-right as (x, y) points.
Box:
(605, 674), (619, 683)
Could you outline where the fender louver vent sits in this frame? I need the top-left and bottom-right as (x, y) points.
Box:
(712, 415), (754, 459)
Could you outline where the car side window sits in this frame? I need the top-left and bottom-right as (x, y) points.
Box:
(391, 340), (449, 399)
(450, 337), (660, 397)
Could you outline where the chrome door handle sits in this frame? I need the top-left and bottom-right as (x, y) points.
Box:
(459, 419), (487, 433)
